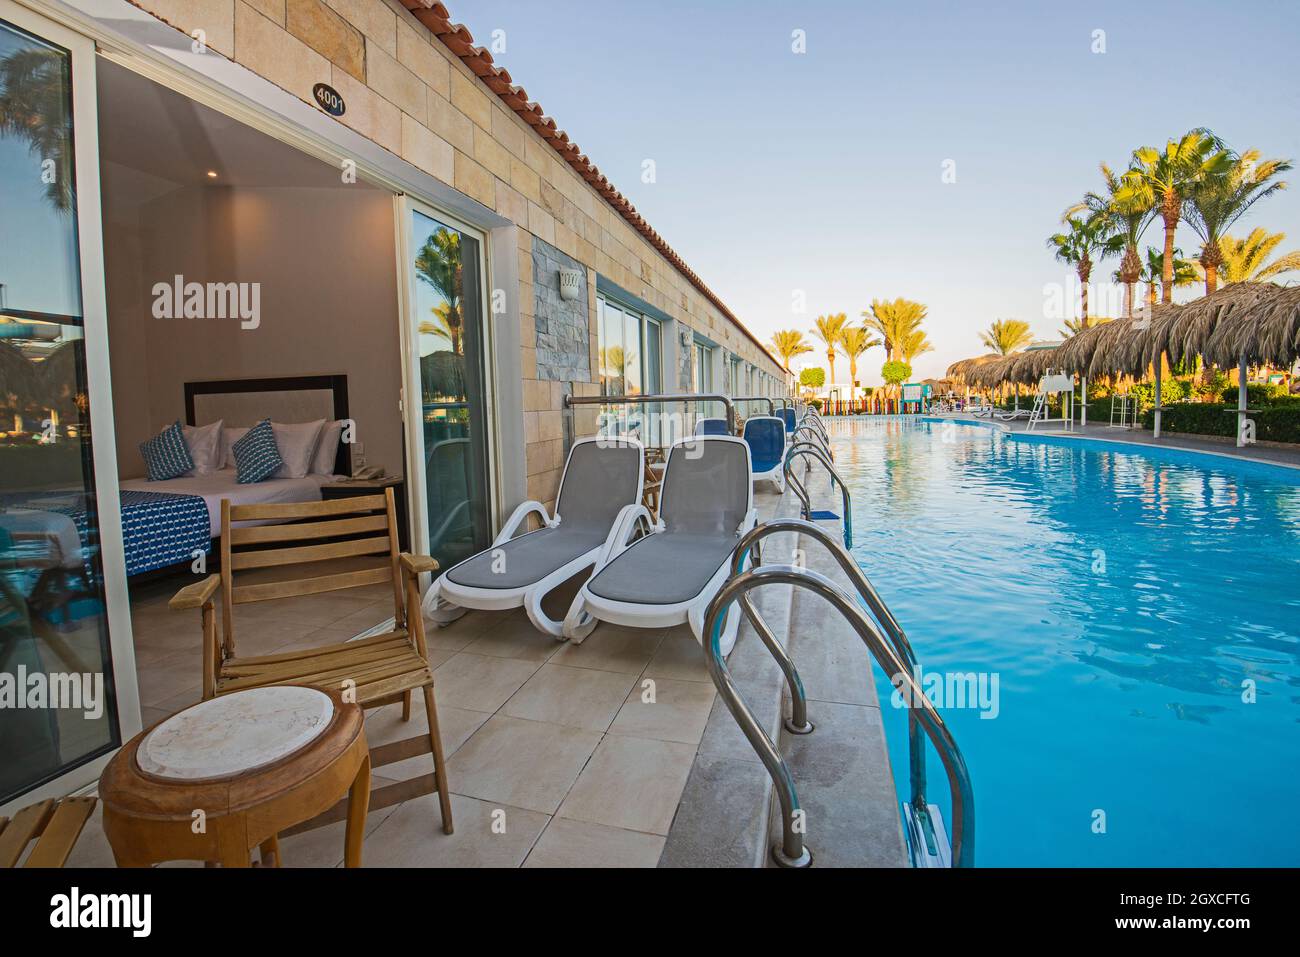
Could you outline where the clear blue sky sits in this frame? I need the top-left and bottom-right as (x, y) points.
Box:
(458, 0), (1300, 382)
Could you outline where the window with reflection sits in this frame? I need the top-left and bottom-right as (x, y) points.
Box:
(0, 18), (118, 804)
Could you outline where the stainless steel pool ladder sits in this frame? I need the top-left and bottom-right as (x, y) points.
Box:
(783, 443), (852, 547)
(703, 518), (975, 869)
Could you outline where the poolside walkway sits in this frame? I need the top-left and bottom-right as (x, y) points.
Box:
(931, 413), (1300, 469)
(69, 484), (803, 869)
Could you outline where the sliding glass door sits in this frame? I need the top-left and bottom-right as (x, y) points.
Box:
(0, 2), (133, 810)
(401, 201), (492, 570)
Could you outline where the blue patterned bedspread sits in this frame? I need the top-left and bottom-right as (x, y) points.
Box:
(54, 490), (211, 577)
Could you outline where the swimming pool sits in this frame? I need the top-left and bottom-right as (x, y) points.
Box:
(828, 416), (1300, 866)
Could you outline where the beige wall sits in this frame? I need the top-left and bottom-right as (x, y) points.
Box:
(128, 0), (785, 506)
(105, 182), (403, 476)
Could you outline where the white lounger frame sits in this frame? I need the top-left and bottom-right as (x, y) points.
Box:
(563, 435), (756, 657)
(424, 437), (646, 640)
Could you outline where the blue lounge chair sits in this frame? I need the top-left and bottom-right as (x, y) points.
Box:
(777, 408), (797, 433)
(743, 415), (786, 492)
(694, 417), (730, 436)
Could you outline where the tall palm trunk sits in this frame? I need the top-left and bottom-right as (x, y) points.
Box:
(1200, 240), (1222, 295)
(1160, 192), (1180, 304)
(1120, 244), (1141, 319)
(827, 351), (836, 384)
(1077, 256), (1092, 330)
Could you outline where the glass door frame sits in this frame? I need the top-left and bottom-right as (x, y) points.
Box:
(394, 194), (498, 574)
(0, 0), (140, 814)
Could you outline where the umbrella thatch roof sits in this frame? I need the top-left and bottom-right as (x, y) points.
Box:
(1199, 283), (1300, 368)
(1144, 282), (1282, 371)
(946, 353), (1001, 380)
(1053, 314), (1162, 378)
(0, 340), (41, 406)
(36, 339), (85, 414)
(967, 352), (1024, 388)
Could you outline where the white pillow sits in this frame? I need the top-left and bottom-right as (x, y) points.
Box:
(182, 420), (223, 475)
(220, 426), (249, 470)
(311, 419), (345, 476)
(272, 420), (326, 479)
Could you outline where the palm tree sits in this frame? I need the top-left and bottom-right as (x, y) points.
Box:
(811, 313), (848, 384)
(979, 319), (1033, 355)
(415, 227), (464, 354)
(1070, 163), (1156, 318)
(900, 329), (933, 363)
(0, 46), (74, 210)
(1183, 150), (1292, 294)
(769, 329), (813, 369)
(1218, 228), (1300, 284)
(863, 298), (927, 361)
(1115, 129), (1232, 303)
(837, 326), (881, 399)
(1047, 215), (1108, 329)
(1136, 247), (1201, 308)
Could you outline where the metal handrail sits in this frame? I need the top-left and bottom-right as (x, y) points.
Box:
(702, 563), (975, 868)
(731, 520), (929, 834)
(792, 424), (831, 458)
(563, 391), (736, 433)
(783, 443), (852, 547)
(798, 413), (829, 443)
(730, 395), (776, 416)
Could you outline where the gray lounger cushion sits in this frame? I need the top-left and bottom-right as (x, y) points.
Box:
(586, 439), (749, 606)
(586, 533), (738, 605)
(445, 440), (640, 591)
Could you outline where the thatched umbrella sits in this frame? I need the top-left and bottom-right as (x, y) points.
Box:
(0, 340), (42, 415)
(36, 339), (86, 421)
(1144, 282), (1277, 371)
(1201, 283), (1300, 369)
(946, 353), (1001, 380)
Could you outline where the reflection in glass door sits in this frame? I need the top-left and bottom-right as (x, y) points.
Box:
(408, 208), (491, 569)
(0, 13), (119, 805)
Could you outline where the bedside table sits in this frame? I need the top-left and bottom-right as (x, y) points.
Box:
(321, 476), (409, 552)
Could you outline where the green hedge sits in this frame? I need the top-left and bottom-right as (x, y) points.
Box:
(1139, 402), (1300, 443)
(1218, 383), (1291, 405)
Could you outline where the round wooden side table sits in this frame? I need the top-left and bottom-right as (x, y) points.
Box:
(100, 686), (370, 868)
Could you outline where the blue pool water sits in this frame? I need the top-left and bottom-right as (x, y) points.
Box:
(828, 416), (1300, 866)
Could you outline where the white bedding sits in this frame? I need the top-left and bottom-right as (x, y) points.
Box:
(120, 468), (338, 534)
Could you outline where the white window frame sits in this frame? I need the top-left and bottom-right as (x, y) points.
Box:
(0, 0), (140, 813)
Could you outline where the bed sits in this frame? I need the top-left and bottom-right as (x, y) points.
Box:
(115, 375), (353, 576)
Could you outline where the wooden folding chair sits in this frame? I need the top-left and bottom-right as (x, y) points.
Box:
(0, 797), (98, 867)
(170, 488), (452, 835)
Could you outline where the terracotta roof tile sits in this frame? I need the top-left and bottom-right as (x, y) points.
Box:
(400, 0), (777, 367)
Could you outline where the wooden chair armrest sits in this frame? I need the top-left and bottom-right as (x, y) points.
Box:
(169, 574), (222, 610)
(400, 553), (439, 576)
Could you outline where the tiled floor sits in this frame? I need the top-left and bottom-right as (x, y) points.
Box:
(74, 570), (720, 868)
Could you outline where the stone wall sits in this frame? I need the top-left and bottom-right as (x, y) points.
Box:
(129, 0), (787, 508)
(530, 237), (590, 384)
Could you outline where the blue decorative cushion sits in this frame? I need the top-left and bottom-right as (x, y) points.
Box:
(139, 421), (194, 481)
(231, 419), (283, 484)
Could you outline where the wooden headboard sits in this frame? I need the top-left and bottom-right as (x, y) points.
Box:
(183, 374), (351, 476)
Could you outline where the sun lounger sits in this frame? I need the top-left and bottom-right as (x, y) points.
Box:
(743, 415), (786, 492)
(694, 417), (730, 436)
(563, 435), (755, 655)
(424, 437), (646, 638)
